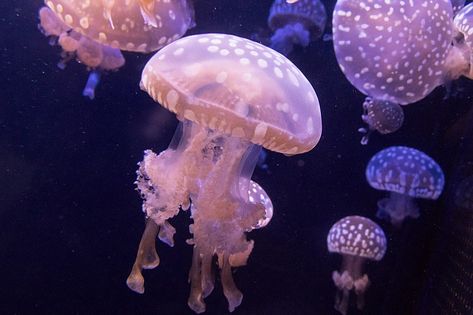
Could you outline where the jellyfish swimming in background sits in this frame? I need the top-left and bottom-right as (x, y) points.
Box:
(327, 215), (387, 315)
(332, 0), (473, 139)
(126, 33), (322, 313)
(267, 0), (326, 55)
(453, 2), (473, 79)
(38, 0), (194, 99)
(358, 98), (404, 145)
(366, 146), (445, 226)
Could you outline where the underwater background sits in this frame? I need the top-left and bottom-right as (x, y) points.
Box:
(1, 1), (473, 314)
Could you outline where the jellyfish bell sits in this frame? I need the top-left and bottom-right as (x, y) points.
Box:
(452, 3), (473, 80)
(127, 33), (322, 313)
(327, 216), (387, 315)
(268, 0), (327, 55)
(332, 0), (454, 105)
(38, 0), (194, 99)
(366, 146), (445, 226)
(358, 97), (404, 145)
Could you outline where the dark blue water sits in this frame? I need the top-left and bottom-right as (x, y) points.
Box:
(1, 1), (472, 314)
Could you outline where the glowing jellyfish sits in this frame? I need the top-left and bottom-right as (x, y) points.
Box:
(126, 33), (322, 313)
(366, 146), (445, 226)
(453, 3), (473, 79)
(358, 97), (404, 145)
(268, 0), (327, 55)
(333, 0), (456, 105)
(327, 215), (387, 315)
(38, 0), (194, 99)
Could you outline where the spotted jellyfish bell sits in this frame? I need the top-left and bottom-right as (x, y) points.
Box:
(268, 0), (327, 55)
(39, 0), (194, 99)
(358, 97), (404, 145)
(366, 146), (445, 226)
(332, 0), (455, 105)
(452, 3), (473, 80)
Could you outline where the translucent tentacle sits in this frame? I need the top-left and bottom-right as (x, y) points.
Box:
(82, 70), (101, 100)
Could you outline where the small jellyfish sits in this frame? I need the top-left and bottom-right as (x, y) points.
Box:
(268, 0), (327, 55)
(127, 34), (322, 313)
(358, 97), (404, 145)
(38, 0), (194, 99)
(332, 0), (456, 105)
(327, 215), (387, 315)
(453, 3), (473, 80)
(366, 146), (445, 226)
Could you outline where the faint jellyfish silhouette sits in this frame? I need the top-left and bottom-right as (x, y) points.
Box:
(358, 98), (404, 145)
(126, 34), (322, 313)
(453, 3), (473, 80)
(38, 0), (194, 99)
(366, 146), (445, 226)
(455, 175), (473, 210)
(268, 0), (326, 55)
(327, 215), (387, 315)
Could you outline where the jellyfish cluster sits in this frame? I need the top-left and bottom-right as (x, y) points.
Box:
(38, 0), (194, 99)
(33, 0), (463, 314)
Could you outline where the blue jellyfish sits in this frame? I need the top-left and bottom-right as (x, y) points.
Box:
(358, 98), (404, 145)
(366, 146), (445, 226)
(327, 216), (387, 315)
(268, 0), (327, 55)
(38, 0), (194, 99)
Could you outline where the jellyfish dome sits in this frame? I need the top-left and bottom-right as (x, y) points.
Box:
(359, 97), (404, 145)
(332, 0), (454, 105)
(366, 146), (445, 226)
(38, 0), (194, 99)
(327, 215), (387, 315)
(268, 0), (327, 55)
(453, 2), (473, 79)
(127, 33), (322, 313)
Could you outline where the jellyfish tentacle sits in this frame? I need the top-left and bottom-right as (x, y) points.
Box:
(126, 219), (160, 294)
(270, 23), (310, 55)
(188, 246), (206, 314)
(219, 253), (243, 312)
(82, 70), (101, 100)
(353, 274), (370, 310)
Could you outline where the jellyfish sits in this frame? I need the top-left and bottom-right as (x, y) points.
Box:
(267, 0), (326, 55)
(38, 0), (194, 99)
(453, 3), (473, 80)
(358, 97), (404, 145)
(327, 216), (387, 315)
(126, 33), (322, 313)
(366, 146), (445, 226)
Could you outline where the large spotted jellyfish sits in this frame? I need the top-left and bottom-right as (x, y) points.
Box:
(38, 0), (194, 99)
(332, 0), (473, 142)
(327, 215), (387, 315)
(267, 0), (326, 55)
(126, 34), (322, 313)
(453, 3), (473, 79)
(366, 146), (445, 226)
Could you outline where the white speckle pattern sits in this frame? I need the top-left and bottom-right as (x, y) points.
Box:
(140, 33), (322, 154)
(366, 146), (445, 199)
(327, 215), (387, 261)
(332, 0), (454, 104)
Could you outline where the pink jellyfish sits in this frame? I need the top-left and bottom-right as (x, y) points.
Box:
(268, 0), (327, 55)
(126, 33), (322, 313)
(327, 215), (387, 315)
(366, 146), (445, 226)
(38, 0), (194, 99)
